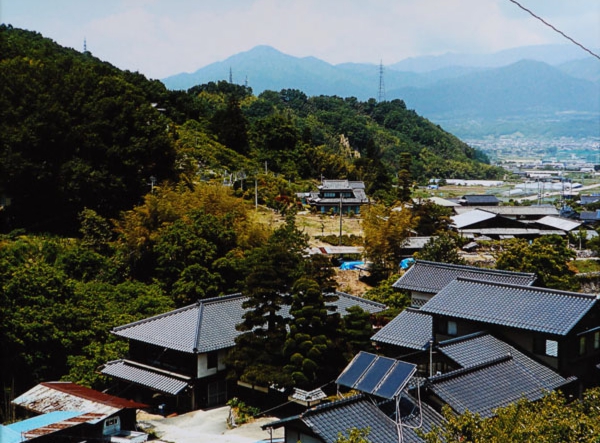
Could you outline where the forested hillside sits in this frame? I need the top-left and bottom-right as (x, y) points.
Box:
(0, 26), (502, 422)
(0, 25), (500, 234)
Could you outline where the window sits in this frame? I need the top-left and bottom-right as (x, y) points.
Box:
(447, 320), (457, 336)
(323, 192), (336, 198)
(545, 340), (558, 357)
(207, 351), (218, 369)
(594, 332), (600, 350)
(579, 336), (587, 356)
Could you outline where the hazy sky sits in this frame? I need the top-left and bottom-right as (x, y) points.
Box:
(2, 0), (599, 79)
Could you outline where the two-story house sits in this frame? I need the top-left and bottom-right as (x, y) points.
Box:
(391, 259), (536, 308)
(420, 278), (599, 391)
(101, 292), (385, 413)
(305, 179), (369, 215)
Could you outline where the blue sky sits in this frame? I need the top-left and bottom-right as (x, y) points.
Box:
(2, 0), (599, 79)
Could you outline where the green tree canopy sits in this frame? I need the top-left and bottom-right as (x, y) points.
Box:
(494, 235), (577, 291)
(418, 388), (600, 442)
(362, 203), (415, 280)
(283, 278), (341, 388)
(415, 231), (465, 264)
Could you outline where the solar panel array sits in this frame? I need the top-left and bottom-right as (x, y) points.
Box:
(336, 351), (417, 399)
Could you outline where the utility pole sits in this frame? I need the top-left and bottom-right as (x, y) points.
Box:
(339, 194), (343, 245)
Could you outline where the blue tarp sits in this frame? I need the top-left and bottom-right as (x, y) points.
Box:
(400, 258), (415, 270)
(340, 261), (365, 270)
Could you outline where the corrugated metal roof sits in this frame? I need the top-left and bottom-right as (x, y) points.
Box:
(535, 215), (582, 231)
(403, 236), (433, 249)
(12, 382), (147, 418)
(112, 292), (385, 353)
(101, 360), (191, 395)
(460, 228), (566, 236)
(414, 197), (460, 207)
(454, 206), (559, 216)
(392, 260), (536, 294)
(421, 278), (597, 335)
(371, 309), (432, 350)
(319, 246), (364, 255)
(2, 411), (106, 442)
(451, 209), (496, 229)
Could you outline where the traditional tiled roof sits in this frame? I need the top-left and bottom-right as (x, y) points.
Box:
(462, 195), (500, 205)
(437, 332), (570, 387)
(113, 293), (246, 353)
(426, 354), (575, 418)
(101, 360), (191, 395)
(392, 260), (536, 294)
(12, 382), (147, 417)
(331, 291), (386, 315)
(112, 292), (385, 353)
(421, 278), (598, 335)
(371, 308), (432, 350)
(319, 180), (364, 191)
(310, 180), (369, 205)
(263, 393), (444, 443)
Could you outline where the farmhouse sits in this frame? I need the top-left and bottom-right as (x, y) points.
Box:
(101, 292), (385, 413)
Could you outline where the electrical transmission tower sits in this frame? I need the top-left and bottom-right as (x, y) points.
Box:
(378, 60), (386, 102)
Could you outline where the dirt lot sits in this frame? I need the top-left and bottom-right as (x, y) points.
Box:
(256, 209), (363, 239)
(256, 210), (371, 295)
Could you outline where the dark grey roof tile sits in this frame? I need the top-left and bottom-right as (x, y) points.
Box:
(393, 260), (536, 294)
(112, 292), (385, 353)
(264, 393), (444, 443)
(427, 354), (574, 418)
(438, 332), (570, 387)
(421, 278), (597, 335)
(371, 308), (432, 350)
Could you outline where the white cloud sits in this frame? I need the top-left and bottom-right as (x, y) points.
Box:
(3, 0), (598, 78)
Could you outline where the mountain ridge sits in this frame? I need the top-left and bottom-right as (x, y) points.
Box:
(161, 44), (599, 138)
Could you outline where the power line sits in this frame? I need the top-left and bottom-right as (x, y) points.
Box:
(507, 0), (600, 61)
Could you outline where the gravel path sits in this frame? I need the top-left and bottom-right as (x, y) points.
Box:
(139, 407), (283, 443)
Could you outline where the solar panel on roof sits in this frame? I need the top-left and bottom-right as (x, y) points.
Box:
(373, 361), (417, 399)
(336, 351), (416, 400)
(336, 352), (377, 388)
(355, 357), (395, 393)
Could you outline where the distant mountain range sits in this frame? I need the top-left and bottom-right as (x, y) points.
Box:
(162, 44), (600, 139)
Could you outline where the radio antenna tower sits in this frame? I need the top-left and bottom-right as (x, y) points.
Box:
(378, 60), (386, 102)
(229, 67), (233, 83)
